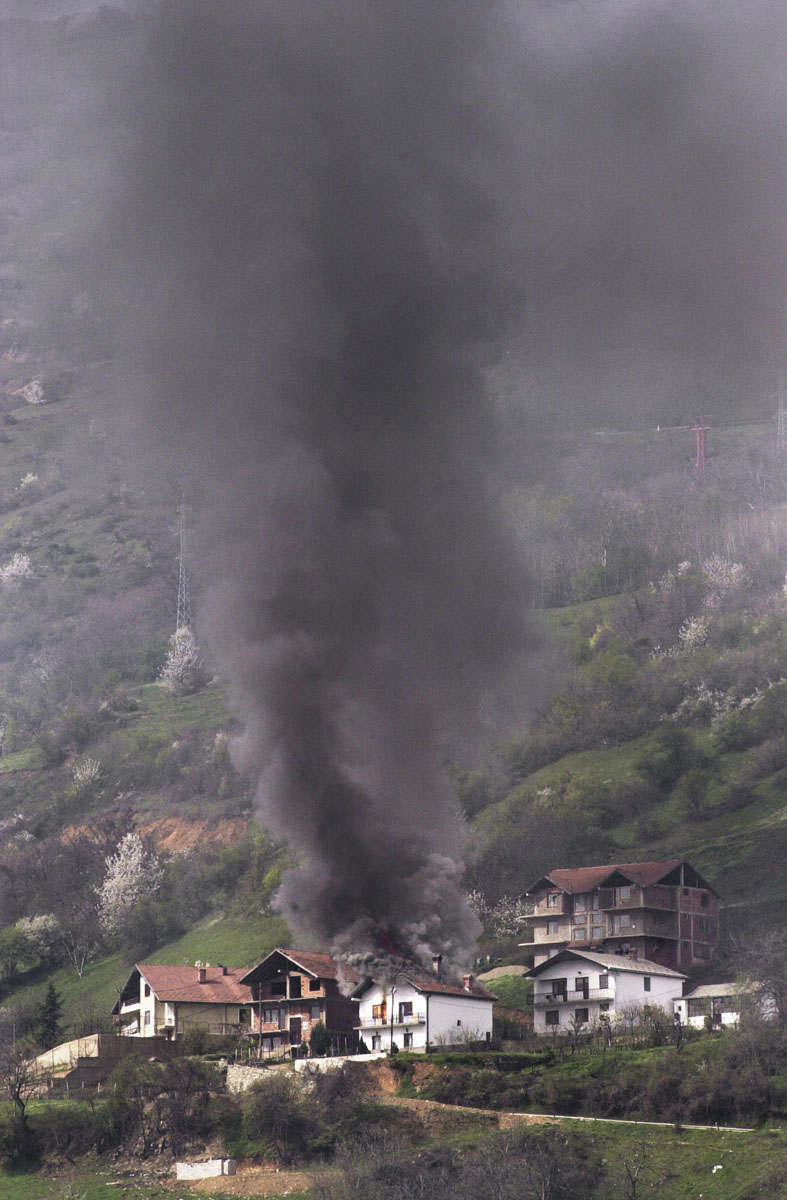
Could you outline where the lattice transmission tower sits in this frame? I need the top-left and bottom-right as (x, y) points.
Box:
(176, 495), (191, 633)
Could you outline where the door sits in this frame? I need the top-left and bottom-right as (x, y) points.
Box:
(289, 1017), (302, 1044)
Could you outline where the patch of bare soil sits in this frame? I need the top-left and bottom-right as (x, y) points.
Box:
(63, 814), (248, 853)
(135, 815), (248, 853)
(163, 1164), (319, 1196)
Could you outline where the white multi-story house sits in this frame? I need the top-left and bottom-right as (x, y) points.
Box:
(352, 960), (495, 1051)
(526, 948), (685, 1035)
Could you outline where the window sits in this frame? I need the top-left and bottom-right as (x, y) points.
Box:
(398, 1001), (413, 1022)
(695, 943), (711, 959)
(682, 887), (689, 897)
(309, 979), (321, 991)
(598, 974), (609, 990)
(574, 1008), (589, 1025)
(591, 893), (600, 910)
(614, 913), (631, 933)
(239, 1009), (250, 1024)
(144, 984), (151, 998)
(697, 918), (708, 934)
(545, 1010), (560, 1027)
(618, 885), (631, 902)
(591, 924), (605, 940)
(547, 920), (560, 935)
(550, 978), (567, 999)
(271, 982), (286, 997)
(456, 1019), (462, 1027)
(144, 1011), (150, 1026)
(403, 1031), (413, 1048)
(700, 893), (709, 908)
(262, 1006), (285, 1027)
(643, 976), (651, 992)
(599, 1002), (610, 1013)
(310, 1004), (321, 1020)
(372, 1003), (387, 1022)
(547, 892), (559, 908)
(574, 895), (586, 912)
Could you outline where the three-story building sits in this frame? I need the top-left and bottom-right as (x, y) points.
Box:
(521, 859), (718, 970)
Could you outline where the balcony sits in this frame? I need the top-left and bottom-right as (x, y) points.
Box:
(533, 987), (614, 1006)
(534, 895), (571, 916)
(361, 1014), (426, 1027)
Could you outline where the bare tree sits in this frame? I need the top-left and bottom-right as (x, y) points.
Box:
(732, 926), (787, 1030)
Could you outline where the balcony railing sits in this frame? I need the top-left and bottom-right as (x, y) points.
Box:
(533, 987), (614, 1006)
(361, 1014), (426, 1027)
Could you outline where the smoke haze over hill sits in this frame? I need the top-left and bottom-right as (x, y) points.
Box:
(2, 0), (785, 971)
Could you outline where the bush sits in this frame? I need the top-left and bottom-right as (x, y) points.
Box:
(181, 1024), (212, 1056)
(309, 1021), (332, 1057)
(242, 1074), (315, 1164)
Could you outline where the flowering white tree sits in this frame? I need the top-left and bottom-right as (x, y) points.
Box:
(677, 615), (709, 650)
(489, 895), (532, 939)
(96, 833), (163, 939)
(160, 626), (203, 694)
(14, 914), (63, 968)
(0, 553), (31, 582)
(702, 554), (746, 609)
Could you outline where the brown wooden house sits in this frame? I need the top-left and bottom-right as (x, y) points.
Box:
(240, 948), (359, 1056)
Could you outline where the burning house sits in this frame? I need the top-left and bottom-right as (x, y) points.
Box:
(240, 948), (360, 1056)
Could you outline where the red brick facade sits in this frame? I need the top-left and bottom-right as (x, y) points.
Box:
(240, 948), (359, 1055)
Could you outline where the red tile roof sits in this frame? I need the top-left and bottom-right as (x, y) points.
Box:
(240, 947), (360, 986)
(353, 973), (495, 1001)
(136, 963), (252, 1005)
(528, 859), (688, 895)
(407, 975), (496, 1001)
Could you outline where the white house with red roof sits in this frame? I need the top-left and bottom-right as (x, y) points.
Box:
(351, 958), (495, 1051)
(521, 859), (718, 970)
(112, 963), (253, 1039)
(525, 948), (685, 1036)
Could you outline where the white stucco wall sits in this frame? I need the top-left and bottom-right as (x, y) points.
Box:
(356, 982), (493, 1050)
(531, 958), (681, 1035)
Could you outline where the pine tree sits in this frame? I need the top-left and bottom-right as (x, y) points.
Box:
(37, 981), (62, 1050)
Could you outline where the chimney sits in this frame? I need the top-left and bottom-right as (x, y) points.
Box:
(220, 964), (228, 976)
(198, 966), (207, 983)
(432, 953), (443, 979)
(628, 948), (638, 960)
(463, 973), (474, 992)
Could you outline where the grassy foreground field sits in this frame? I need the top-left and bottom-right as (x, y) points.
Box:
(1, 1117), (786, 1199)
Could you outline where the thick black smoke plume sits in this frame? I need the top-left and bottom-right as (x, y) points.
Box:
(103, 0), (532, 975)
